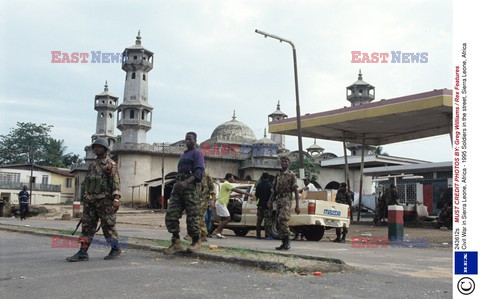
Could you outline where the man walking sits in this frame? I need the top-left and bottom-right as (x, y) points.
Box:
(66, 138), (122, 261)
(164, 132), (204, 254)
(268, 157), (300, 250)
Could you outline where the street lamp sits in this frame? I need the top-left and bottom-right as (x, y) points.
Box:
(255, 29), (305, 179)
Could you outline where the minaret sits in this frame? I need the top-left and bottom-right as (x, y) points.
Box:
(92, 81), (118, 146)
(85, 81), (118, 163)
(346, 70), (375, 106)
(268, 101), (287, 150)
(346, 70), (377, 155)
(117, 31), (154, 143)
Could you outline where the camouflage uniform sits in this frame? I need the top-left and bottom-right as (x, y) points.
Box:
(272, 170), (297, 239)
(80, 156), (121, 245)
(165, 176), (202, 239)
(199, 174), (215, 238)
(335, 190), (352, 237)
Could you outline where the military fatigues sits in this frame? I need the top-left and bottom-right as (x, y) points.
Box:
(80, 156), (121, 245)
(199, 174), (215, 238)
(165, 147), (204, 242)
(272, 170), (297, 239)
(335, 190), (352, 238)
(256, 206), (272, 238)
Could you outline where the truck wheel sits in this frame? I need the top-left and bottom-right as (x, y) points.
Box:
(303, 226), (325, 241)
(270, 212), (280, 239)
(233, 228), (249, 237)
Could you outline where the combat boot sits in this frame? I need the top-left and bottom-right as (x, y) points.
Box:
(104, 241), (121, 260)
(66, 243), (90, 262)
(340, 233), (346, 243)
(275, 239), (286, 250)
(163, 238), (184, 255)
(283, 238), (291, 250)
(187, 237), (202, 253)
(333, 235), (341, 243)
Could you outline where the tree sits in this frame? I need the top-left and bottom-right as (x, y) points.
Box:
(288, 152), (320, 181)
(0, 122), (80, 168)
(0, 122), (52, 165)
(374, 146), (389, 156)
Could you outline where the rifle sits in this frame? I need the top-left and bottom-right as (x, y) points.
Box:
(72, 218), (101, 235)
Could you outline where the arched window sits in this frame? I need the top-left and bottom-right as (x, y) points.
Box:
(109, 113), (113, 118)
(100, 113), (104, 118)
(143, 74), (146, 81)
(141, 111), (145, 120)
(130, 110), (134, 119)
(131, 72), (136, 79)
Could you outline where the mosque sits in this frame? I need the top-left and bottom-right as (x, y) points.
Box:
(73, 33), (428, 207)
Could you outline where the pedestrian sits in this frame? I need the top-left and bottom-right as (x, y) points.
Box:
(213, 173), (253, 238)
(255, 172), (273, 239)
(200, 162), (216, 241)
(268, 156), (300, 250)
(333, 182), (352, 243)
(18, 185), (29, 220)
(164, 132), (204, 255)
(373, 191), (387, 226)
(66, 138), (122, 262)
(384, 184), (399, 205)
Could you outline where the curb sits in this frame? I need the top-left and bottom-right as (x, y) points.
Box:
(0, 225), (348, 274)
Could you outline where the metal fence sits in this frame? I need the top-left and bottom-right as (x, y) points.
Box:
(0, 181), (61, 192)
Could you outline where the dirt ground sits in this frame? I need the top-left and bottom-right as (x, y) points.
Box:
(34, 204), (452, 246)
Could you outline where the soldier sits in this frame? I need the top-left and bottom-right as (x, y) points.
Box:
(66, 138), (122, 262)
(333, 182), (352, 243)
(268, 156), (300, 250)
(164, 132), (204, 255)
(200, 161), (216, 241)
(18, 185), (29, 220)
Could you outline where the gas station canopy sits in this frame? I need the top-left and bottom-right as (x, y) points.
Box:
(269, 89), (453, 145)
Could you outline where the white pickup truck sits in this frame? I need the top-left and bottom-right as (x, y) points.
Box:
(211, 182), (351, 241)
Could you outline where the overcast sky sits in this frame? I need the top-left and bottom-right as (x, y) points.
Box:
(0, 0), (452, 162)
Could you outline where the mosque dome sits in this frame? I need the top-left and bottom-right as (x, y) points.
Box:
(253, 128), (276, 145)
(209, 111), (256, 144)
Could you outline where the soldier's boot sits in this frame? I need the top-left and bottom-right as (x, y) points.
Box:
(163, 238), (184, 255)
(333, 234), (341, 243)
(275, 239), (286, 250)
(66, 242), (90, 262)
(283, 238), (291, 250)
(104, 241), (121, 260)
(187, 236), (202, 253)
(340, 233), (346, 243)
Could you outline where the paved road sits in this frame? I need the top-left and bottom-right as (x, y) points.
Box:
(0, 231), (451, 298)
(0, 218), (452, 276)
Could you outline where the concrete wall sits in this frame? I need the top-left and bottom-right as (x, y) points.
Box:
(1, 189), (61, 205)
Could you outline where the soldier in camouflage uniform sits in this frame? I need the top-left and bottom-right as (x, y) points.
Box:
(268, 157), (300, 250)
(333, 182), (352, 243)
(164, 132), (204, 255)
(67, 138), (122, 262)
(200, 162), (215, 241)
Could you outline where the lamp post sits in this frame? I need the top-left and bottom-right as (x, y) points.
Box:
(255, 29), (305, 179)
